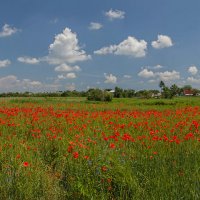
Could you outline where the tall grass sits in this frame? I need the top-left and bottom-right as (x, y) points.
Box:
(0, 97), (200, 199)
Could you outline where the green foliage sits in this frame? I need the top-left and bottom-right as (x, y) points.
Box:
(114, 87), (123, 98)
(87, 89), (112, 102)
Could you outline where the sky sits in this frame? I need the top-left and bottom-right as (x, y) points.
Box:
(0, 0), (200, 92)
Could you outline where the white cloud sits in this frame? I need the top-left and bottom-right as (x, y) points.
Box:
(138, 69), (155, 78)
(57, 75), (65, 79)
(89, 22), (103, 30)
(156, 70), (180, 81)
(58, 73), (76, 79)
(22, 79), (42, 87)
(47, 27), (91, 64)
(104, 73), (117, 84)
(151, 35), (173, 49)
(188, 66), (198, 75)
(123, 75), (132, 79)
(105, 9), (125, 20)
(0, 75), (19, 88)
(0, 24), (19, 37)
(94, 45), (117, 55)
(138, 68), (180, 81)
(54, 63), (81, 72)
(94, 36), (147, 57)
(0, 75), (63, 92)
(153, 64), (163, 69)
(144, 64), (164, 70)
(187, 77), (200, 84)
(66, 73), (76, 79)
(0, 75), (46, 91)
(0, 59), (11, 68)
(17, 56), (40, 64)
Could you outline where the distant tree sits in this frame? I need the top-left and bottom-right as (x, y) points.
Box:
(183, 85), (192, 90)
(135, 90), (152, 99)
(87, 88), (112, 102)
(192, 88), (200, 96)
(159, 80), (165, 91)
(114, 87), (123, 98)
(170, 84), (180, 96)
(126, 89), (135, 98)
(162, 86), (173, 99)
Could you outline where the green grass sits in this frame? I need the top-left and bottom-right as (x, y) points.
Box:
(0, 97), (200, 199)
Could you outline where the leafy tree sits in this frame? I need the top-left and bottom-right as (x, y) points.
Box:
(170, 84), (180, 96)
(135, 90), (152, 99)
(125, 89), (135, 98)
(114, 87), (123, 98)
(162, 86), (173, 99)
(159, 81), (165, 91)
(87, 89), (112, 102)
(183, 85), (192, 90)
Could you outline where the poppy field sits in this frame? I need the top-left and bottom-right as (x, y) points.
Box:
(0, 97), (200, 199)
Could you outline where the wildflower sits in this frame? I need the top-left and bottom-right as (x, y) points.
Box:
(109, 143), (115, 149)
(16, 154), (21, 159)
(101, 166), (107, 172)
(84, 155), (89, 160)
(23, 162), (29, 167)
(73, 152), (79, 159)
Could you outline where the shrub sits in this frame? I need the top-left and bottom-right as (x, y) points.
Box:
(87, 89), (112, 102)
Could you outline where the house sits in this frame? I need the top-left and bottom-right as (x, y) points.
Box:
(183, 89), (193, 96)
(109, 89), (115, 93)
(151, 92), (161, 98)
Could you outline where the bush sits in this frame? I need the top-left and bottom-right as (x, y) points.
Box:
(87, 89), (112, 102)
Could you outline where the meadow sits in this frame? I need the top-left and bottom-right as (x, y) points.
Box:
(0, 97), (200, 199)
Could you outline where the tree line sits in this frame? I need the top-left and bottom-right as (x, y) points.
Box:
(0, 81), (199, 101)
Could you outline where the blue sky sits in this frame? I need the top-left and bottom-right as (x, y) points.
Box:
(0, 0), (200, 92)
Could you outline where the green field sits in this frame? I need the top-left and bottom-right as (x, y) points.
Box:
(0, 97), (200, 199)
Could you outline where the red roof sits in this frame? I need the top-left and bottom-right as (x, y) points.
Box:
(183, 89), (193, 95)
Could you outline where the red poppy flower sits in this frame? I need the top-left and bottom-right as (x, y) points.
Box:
(23, 162), (29, 167)
(73, 152), (79, 159)
(109, 143), (115, 149)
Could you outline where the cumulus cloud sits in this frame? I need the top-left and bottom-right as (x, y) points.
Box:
(0, 75), (63, 92)
(66, 73), (76, 79)
(138, 69), (155, 78)
(123, 75), (132, 79)
(0, 24), (19, 37)
(17, 56), (40, 64)
(22, 79), (42, 87)
(47, 27), (91, 64)
(89, 22), (103, 30)
(104, 73), (117, 84)
(151, 35), (173, 49)
(105, 9), (125, 20)
(58, 73), (76, 79)
(138, 68), (180, 81)
(54, 63), (81, 72)
(188, 66), (198, 75)
(0, 75), (47, 91)
(156, 70), (180, 81)
(0, 59), (11, 68)
(94, 36), (147, 57)
(187, 77), (200, 84)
